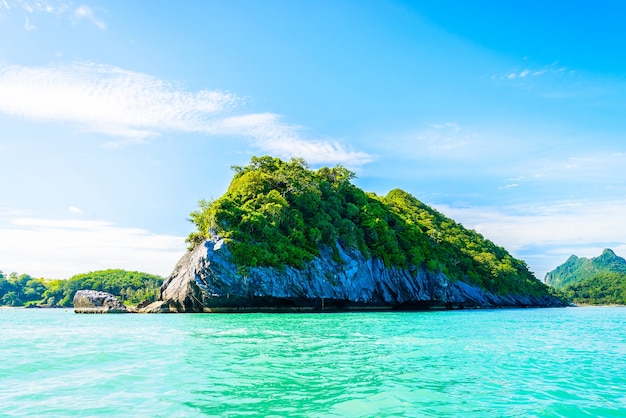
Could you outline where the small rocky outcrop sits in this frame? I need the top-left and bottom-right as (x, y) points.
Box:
(136, 298), (153, 310)
(73, 290), (129, 314)
(140, 238), (565, 313)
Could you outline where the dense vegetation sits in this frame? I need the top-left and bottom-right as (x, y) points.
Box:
(545, 249), (626, 289)
(559, 272), (626, 305)
(188, 156), (549, 296)
(0, 271), (48, 307)
(545, 249), (626, 305)
(0, 269), (163, 307)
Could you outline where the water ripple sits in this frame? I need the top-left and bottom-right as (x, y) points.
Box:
(0, 307), (625, 416)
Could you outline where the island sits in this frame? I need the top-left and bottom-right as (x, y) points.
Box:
(545, 248), (626, 305)
(139, 156), (565, 313)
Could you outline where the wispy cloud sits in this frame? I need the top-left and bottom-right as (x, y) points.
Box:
(496, 63), (570, 81)
(23, 15), (35, 30)
(410, 122), (480, 157)
(431, 122), (461, 132)
(437, 199), (626, 280)
(1, 0), (69, 15)
(236, 113), (373, 166)
(371, 123), (531, 172)
(3, 2), (104, 31)
(2, 1), (105, 32)
(0, 62), (371, 167)
(0, 62), (237, 137)
(510, 152), (626, 187)
(71, 5), (105, 30)
(0, 213), (186, 278)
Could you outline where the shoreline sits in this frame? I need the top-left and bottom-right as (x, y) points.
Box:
(6, 302), (626, 311)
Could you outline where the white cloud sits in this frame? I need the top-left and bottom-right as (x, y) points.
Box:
(0, 62), (373, 167)
(4, 0), (69, 14)
(240, 114), (373, 167)
(0, 214), (186, 278)
(0, 62), (236, 137)
(23, 15), (35, 30)
(2, 1), (84, 31)
(436, 199), (626, 280)
(410, 122), (480, 156)
(513, 152), (626, 185)
(68, 206), (82, 214)
(373, 123), (524, 168)
(432, 122), (461, 132)
(71, 5), (105, 30)
(498, 63), (569, 82)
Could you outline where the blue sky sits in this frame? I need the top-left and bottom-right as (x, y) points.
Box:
(1, 0), (626, 280)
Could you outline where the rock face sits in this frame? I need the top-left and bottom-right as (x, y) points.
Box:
(73, 290), (129, 314)
(140, 238), (564, 313)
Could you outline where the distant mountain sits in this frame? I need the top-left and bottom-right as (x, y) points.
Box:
(545, 249), (626, 289)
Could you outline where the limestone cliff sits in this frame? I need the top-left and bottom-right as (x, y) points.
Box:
(141, 238), (564, 313)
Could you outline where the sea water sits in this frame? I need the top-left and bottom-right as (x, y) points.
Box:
(1, 307), (625, 417)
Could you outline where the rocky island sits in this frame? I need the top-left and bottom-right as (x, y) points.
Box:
(139, 156), (565, 313)
(73, 289), (129, 313)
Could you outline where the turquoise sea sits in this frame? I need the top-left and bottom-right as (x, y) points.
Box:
(1, 307), (625, 417)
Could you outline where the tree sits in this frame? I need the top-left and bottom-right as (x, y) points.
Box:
(184, 155), (549, 297)
(1, 291), (22, 307)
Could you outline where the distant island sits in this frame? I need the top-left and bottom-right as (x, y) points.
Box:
(545, 249), (626, 305)
(0, 269), (162, 308)
(139, 156), (564, 312)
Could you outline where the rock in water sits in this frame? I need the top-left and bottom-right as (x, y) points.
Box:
(140, 238), (564, 313)
(73, 290), (129, 314)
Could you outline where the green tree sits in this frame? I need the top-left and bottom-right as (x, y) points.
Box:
(185, 155), (550, 297)
(1, 291), (22, 307)
(560, 272), (626, 305)
(38, 269), (164, 307)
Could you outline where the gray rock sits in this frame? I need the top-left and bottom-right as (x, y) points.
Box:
(73, 290), (129, 314)
(138, 300), (184, 313)
(136, 298), (153, 309)
(142, 238), (564, 313)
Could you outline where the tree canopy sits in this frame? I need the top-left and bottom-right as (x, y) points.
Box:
(0, 269), (163, 307)
(0, 271), (47, 307)
(187, 155), (549, 296)
(560, 272), (626, 305)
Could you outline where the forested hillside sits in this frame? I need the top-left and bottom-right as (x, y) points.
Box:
(0, 269), (163, 307)
(187, 156), (549, 297)
(559, 272), (626, 305)
(545, 249), (626, 288)
(545, 249), (626, 305)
